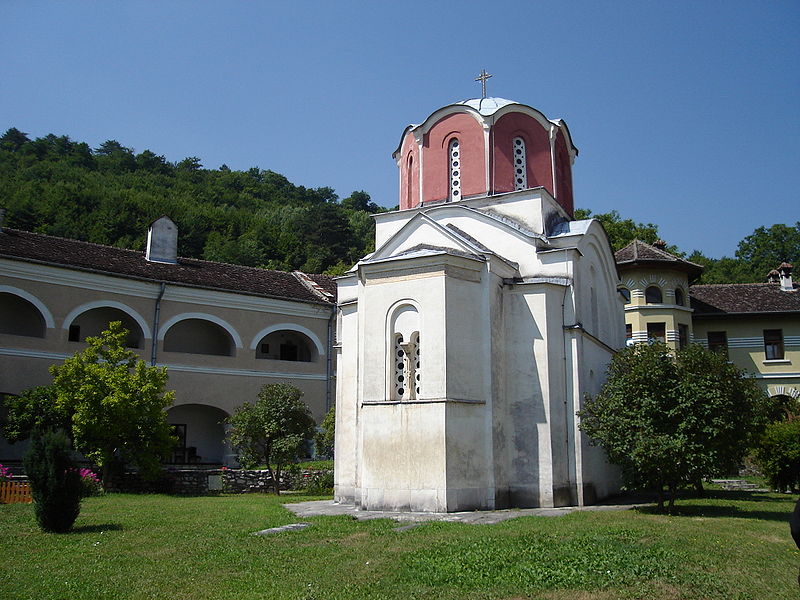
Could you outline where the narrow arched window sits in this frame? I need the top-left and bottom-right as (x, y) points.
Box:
(513, 137), (527, 190)
(674, 288), (685, 306)
(406, 153), (414, 207)
(393, 333), (406, 399)
(619, 288), (631, 304)
(448, 138), (461, 201)
(645, 286), (663, 304)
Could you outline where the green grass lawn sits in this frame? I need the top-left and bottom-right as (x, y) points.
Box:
(1, 489), (797, 600)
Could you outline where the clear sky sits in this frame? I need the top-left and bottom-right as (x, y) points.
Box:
(2, 1), (798, 259)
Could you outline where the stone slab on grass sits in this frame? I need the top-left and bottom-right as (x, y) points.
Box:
(253, 522), (311, 536)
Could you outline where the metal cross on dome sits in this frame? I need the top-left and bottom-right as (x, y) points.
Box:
(475, 69), (492, 99)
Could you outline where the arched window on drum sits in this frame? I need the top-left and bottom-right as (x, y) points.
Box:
(512, 137), (527, 190)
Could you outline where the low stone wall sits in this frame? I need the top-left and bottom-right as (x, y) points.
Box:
(103, 467), (330, 495)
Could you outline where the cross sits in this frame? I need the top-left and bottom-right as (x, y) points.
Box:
(475, 69), (492, 98)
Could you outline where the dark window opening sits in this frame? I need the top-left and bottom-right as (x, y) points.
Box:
(675, 288), (685, 306)
(764, 329), (784, 360)
(647, 322), (666, 343)
(678, 324), (689, 349)
(68, 324), (81, 342)
(707, 331), (728, 357)
(620, 288), (631, 304)
(645, 286), (663, 304)
(625, 324), (632, 339)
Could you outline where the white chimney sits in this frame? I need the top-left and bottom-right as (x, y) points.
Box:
(778, 262), (793, 292)
(146, 216), (178, 264)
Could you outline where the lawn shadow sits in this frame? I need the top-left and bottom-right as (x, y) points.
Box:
(71, 523), (123, 534)
(633, 490), (796, 522)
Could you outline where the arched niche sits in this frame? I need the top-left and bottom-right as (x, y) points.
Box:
(253, 329), (318, 362)
(166, 404), (229, 464)
(162, 318), (236, 357)
(66, 306), (145, 348)
(0, 292), (47, 338)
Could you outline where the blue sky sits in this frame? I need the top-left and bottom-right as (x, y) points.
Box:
(2, 1), (798, 258)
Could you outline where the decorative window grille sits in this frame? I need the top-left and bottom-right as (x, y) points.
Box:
(393, 331), (420, 400)
(410, 332), (420, 397)
(393, 333), (406, 399)
(448, 138), (461, 201)
(512, 137), (527, 190)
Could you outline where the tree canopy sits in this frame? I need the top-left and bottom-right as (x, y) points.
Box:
(226, 383), (316, 493)
(578, 342), (768, 512)
(3, 322), (176, 479)
(0, 128), (381, 274)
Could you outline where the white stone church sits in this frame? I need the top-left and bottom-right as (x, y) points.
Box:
(334, 96), (624, 512)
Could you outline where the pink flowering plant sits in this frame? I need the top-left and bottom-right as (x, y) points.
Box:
(69, 467), (104, 497)
(0, 463), (12, 481)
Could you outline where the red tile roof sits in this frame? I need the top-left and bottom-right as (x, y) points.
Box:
(0, 228), (336, 305)
(690, 282), (800, 316)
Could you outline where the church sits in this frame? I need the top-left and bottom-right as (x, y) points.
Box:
(334, 92), (624, 512)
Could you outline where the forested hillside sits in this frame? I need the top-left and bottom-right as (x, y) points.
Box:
(0, 128), (380, 275)
(1, 127), (796, 282)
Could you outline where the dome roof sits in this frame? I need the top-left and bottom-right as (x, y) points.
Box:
(456, 97), (517, 116)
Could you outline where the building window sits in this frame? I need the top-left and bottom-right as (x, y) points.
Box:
(512, 137), (527, 190)
(255, 330), (316, 362)
(448, 138), (461, 201)
(619, 288), (631, 304)
(647, 322), (666, 343)
(707, 331), (728, 356)
(625, 324), (632, 339)
(68, 324), (81, 342)
(674, 288), (685, 306)
(393, 331), (420, 400)
(678, 324), (689, 349)
(406, 153), (414, 207)
(764, 329), (784, 360)
(645, 286), (663, 304)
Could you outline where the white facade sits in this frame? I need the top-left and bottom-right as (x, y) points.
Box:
(335, 185), (624, 512)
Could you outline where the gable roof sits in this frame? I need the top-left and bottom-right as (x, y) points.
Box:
(615, 239), (703, 278)
(690, 282), (800, 316)
(0, 228), (335, 305)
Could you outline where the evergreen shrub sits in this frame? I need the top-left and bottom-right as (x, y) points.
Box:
(23, 430), (83, 532)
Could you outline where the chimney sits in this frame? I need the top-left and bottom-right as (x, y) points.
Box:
(767, 269), (780, 284)
(653, 239), (667, 250)
(146, 216), (178, 264)
(778, 262), (794, 292)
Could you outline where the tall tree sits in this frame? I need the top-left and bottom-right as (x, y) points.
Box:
(578, 342), (767, 512)
(575, 209), (669, 252)
(226, 383), (316, 494)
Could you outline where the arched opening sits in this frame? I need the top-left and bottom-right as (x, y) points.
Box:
(389, 304), (421, 401)
(255, 330), (317, 362)
(163, 319), (234, 356)
(619, 288), (631, 304)
(645, 286), (663, 304)
(68, 308), (143, 347)
(0, 293), (46, 338)
(674, 288), (685, 306)
(406, 153), (414, 208)
(166, 404), (229, 464)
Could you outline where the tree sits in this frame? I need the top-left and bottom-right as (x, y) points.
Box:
(315, 406), (335, 458)
(226, 383), (316, 494)
(755, 398), (800, 492)
(575, 209), (671, 252)
(24, 429), (83, 533)
(578, 342), (767, 512)
(4, 322), (176, 480)
(735, 222), (800, 281)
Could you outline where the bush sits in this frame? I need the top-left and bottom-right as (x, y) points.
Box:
(76, 467), (104, 497)
(23, 430), (83, 533)
(0, 463), (12, 481)
(755, 419), (800, 492)
(303, 470), (334, 495)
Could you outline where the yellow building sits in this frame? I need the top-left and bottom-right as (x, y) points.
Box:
(615, 239), (702, 350)
(617, 241), (799, 402)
